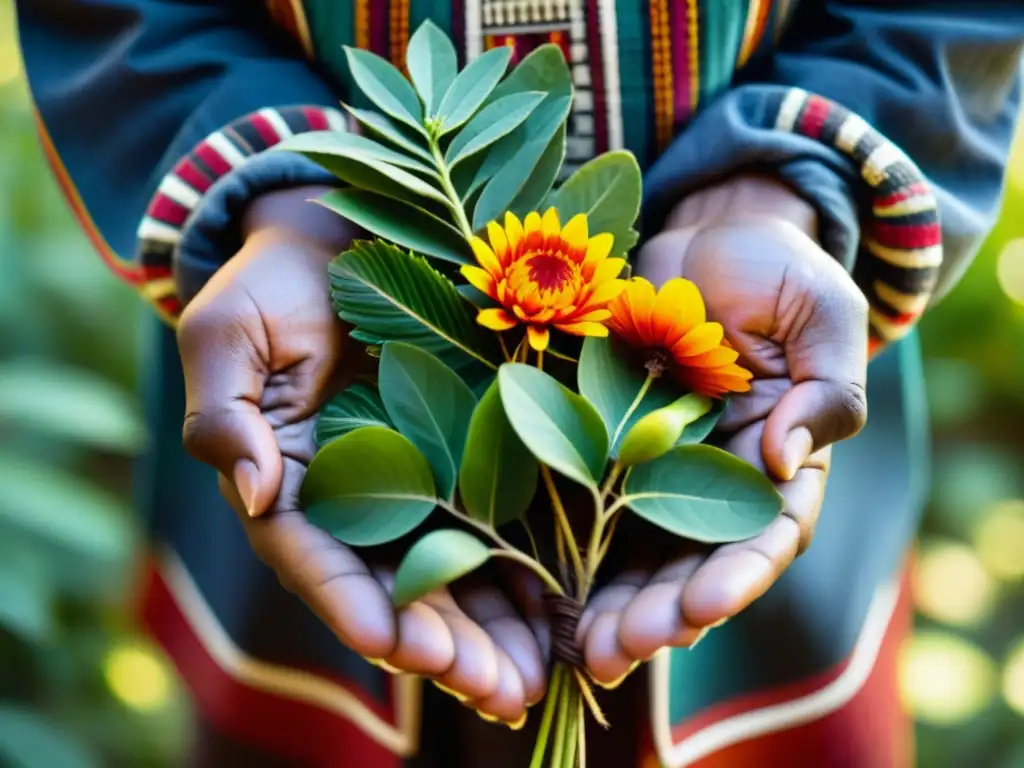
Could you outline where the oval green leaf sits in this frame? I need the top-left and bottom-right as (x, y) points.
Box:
(497, 363), (608, 489)
(459, 381), (539, 527)
(445, 91), (545, 168)
(392, 529), (491, 607)
(406, 20), (458, 116)
(300, 426), (438, 546)
(317, 189), (470, 265)
(345, 47), (425, 133)
(315, 383), (392, 447)
(379, 342), (477, 501)
(621, 445), (783, 543)
(617, 394), (712, 466)
(344, 104), (434, 162)
(437, 46), (512, 133)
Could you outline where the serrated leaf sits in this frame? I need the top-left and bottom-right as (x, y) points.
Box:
(621, 445), (783, 543)
(344, 104), (434, 162)
(459, 381), (539, 527)
(498, 363), (608, 489)
(301, 426), (438, 546)
(329, 240), (500, 375)
(407, 21), (459, 116)
(437, 47), (512, 133)
(547, 151), (642, 257)
(392, 529), (491, 607)
(379, 342), (477, 500)
(472, 95), (572, 231)
(445, 91), (545, 168)
(275, 131), (435, 175)
(318, 190), (470, 265)
(508, 124), (565, 218)
(315, 383), (392, 447)
(345, 47), (425, 133)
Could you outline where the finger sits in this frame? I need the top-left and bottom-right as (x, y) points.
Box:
(578, 567), (650, 686)
(421, 590), (502, 702)
(680, 449), (831, 627)
(469, 649), (528, 724)
(617, 552), (706, 661)
(451, 570), (547, 707)
(179, 292), (281, 518)
(716, 378), (791, 436)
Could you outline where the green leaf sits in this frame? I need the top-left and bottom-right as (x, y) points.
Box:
(301, 426), (438, 546)
(379, 342), (477, 500)
(456, 283), (496, 308)
(308, 155), (449, 210)
(315, 383), (392, 448)
(621, 445), (783, 543)
(344, 104), (434, 162)
(0, 705), (100, 768)
(329, 240), (500, 374)
(677, 398), (727, 445)
(472, 95), (572, 231)
(0, 538), (53, 642)
(445, 91), (545, 168)
(437, 47), (512, 133)
(0, 360), (146, 453)
(392, 529), (491, 607)
(459, 381), (539, 527)
(407, 20), (458, 116)
(497, 363), (608, 489)
(318, 190), (470, 265)
(0, 453), (134, 564)
(508, 124), (566, 218)
(275, 130), (435, 175)
(345, 46), (425, 132)
(617, 393), (713, 466)
(548, 151), (642, 257)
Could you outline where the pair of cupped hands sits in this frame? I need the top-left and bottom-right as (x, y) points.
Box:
(177, 175), (869, 726)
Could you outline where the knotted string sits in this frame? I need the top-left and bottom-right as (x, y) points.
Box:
(543, 592), (585, 669)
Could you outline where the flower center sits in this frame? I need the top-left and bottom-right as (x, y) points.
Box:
(644, 347), (673, 378)
(525, 250), (576, 293)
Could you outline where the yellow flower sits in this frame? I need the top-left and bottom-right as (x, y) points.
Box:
(460, 208), (626, 351)
(606, 277), (753, 398)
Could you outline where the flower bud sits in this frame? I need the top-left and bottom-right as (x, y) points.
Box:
(617, 393), (713, 465)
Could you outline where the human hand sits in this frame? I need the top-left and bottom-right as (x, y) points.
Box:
(578, 176), (869, 686)
(176, 186), (545, 722)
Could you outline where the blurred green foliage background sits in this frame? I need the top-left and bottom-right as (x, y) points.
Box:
(1, 1), (1022, 765)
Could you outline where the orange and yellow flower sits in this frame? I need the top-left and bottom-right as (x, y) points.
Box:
(460, 208), (626, 351)
(606, 277), (753, 398)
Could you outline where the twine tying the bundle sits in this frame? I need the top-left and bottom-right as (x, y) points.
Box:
(543, 592), (585, 669)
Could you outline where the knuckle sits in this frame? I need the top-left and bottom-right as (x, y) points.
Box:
(834, 381), (869, 438)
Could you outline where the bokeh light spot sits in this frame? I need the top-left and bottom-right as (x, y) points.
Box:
(996, 238), (1024, 305)
(912, 539), (997, 627)
(103, 643), (171, 712)
(899, 631), (996, 726)
(973, 499), (1024, 581)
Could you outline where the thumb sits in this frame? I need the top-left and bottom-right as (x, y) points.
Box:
(177, 301), (283, 518)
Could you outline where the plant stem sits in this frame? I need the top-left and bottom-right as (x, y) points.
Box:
(549, 681), (572, 768)
(498, 333), (513, 362)
(596, 510), (621, 563)
(601, 494), (632, 523)
(540, 465), (586, 587)
(609, 373), (657, 449)
(429, 139), (474, 240)
(437, 501), (564, 594)
(521, 519), (542, 562)
(536, 348), (545, 370)
(577, 694), (587, 768)
(561, 690), (580, 768)
(529, 665), (565, 768)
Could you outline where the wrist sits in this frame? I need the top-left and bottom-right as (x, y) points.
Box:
(663, 175), (820, 242)
(243, 185), (359, 257)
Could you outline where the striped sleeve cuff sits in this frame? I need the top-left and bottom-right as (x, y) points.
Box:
(768, 89), (942, 356)
(135, 105), (346, 320)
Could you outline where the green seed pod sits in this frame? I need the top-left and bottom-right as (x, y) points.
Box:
(617, 393), (713, 466)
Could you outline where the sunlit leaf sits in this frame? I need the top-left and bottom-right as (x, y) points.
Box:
(617, 394), (713, 466)
(459, 381), (538, 527)
(344, 104), (434, 162)
(437, 47), (512, 133)
(621, 445), (782, 542)
(315, 383), (392, 447)
(407, 21), (458, 116)
(301, 426), (438, 546)
(345, 47), (425, 133)
(445, 91), (545, 168)
(392, 529), (491, 606)
(275, 131), (435, 175)
(379, 342), (477, 500)
(498, 363), (607, 489)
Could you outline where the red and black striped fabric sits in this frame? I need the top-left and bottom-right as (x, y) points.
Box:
(134, 105), (347, 319)
(768, 88), (943, 357)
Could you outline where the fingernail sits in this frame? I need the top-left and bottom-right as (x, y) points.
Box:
(508, 712), (528, 731)
(233, 459), (261, 517)
(710, 618), (728, 628)
(366, 657), (402, 674)
(477, 711), (500, 724)
(593, 660), (640, 691)
(781, 427), (813, 480)
(432, 680), (471, 703)
(688, 627), (710, 649)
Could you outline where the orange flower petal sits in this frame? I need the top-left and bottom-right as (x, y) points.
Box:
(527, 325), (550, 351)
(653, 279), (703, 344)
(542, 208), (561, 240)
(671, 322), (724, 357)
(584, 279), (627, 308)
(571, 308), (612, 323)
(524, 211), (544, 251)
(477, 308), (517, 331)
(680, 346), (740, 368)
(561, 214), (588, 250)
(592, 257), (626, 284)
(626, 278), (658, 342)
(470, 236), (502, 277)
(504, 212), (525, 259)
(582, 233), (614, 274)
(460, 265), (497, 298)
(556, 321), (610, 338)
(487, 220), (509, 264)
